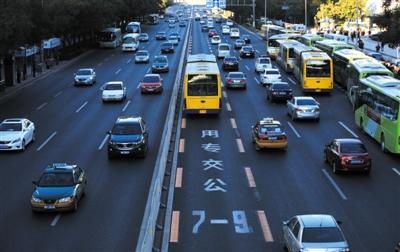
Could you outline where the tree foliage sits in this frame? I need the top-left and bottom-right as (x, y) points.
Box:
(373, 0), (400, 46)
(315, 0), (367, 26)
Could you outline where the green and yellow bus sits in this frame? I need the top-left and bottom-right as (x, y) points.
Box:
(184, 54), (221, 114)
(298, 34), (324, 47)
(314, 39), (354, 57)
(267, 33), (301, 60)
(276, 40), (303, 73)
(332, 49), (371, 88)
(353, 75), (400, 153)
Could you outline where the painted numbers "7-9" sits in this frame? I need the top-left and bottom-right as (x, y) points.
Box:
(192, 210), (251, 234)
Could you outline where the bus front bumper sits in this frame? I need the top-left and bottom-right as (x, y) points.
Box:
(184, 109), (220, 114)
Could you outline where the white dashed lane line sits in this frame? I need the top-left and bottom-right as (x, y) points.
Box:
(126, 59), (132, 64)
(75, 101), (88, 113)
(36, 102), (47, 111)
(245, 65), (250, 71)
(53, 91), (63, 98)
(122, 100), (131, 112)
(322, 169), (348, 200)
(225, 102), (232, 111)
(36, 131), (57, 151)
(254, 77), (260, 85)
(115, 69), (122, 75)
(288, 78), (296, 85)
(98, 134), (109, 150)
(338, 121), (359, 138)
(392, 168), (400, 176)
(222, 91), (228, 98)
(287, 122), (301, 138)
(50, 214), (61, 227)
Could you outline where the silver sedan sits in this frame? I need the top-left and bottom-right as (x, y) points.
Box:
(287, 96), (320, 122)
(74, 68), (96, 86)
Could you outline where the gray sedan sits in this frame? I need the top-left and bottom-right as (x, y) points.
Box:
(287, 96), (320, 122)
(74, 68), (96, 86)
(283, 214), (350, 252)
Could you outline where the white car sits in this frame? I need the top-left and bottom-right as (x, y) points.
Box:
(230, 28), (240, 38)
(226, 20), (234, 26)
(168, 35), (179, 45)
(222, 25), (230, 34)
(207, 21), (214, 29)
(217, 43), (231, 59)
(74, 68), (96, 86)
(0, 118), (35, 151)
(260, 68), (281, 86)
(135, 50), (150, 63)
(199, 19), (205, 24)
(102, 81), (127, 102)
(211, 35), (221, 45)
(287, 96), (320, 122)
(255, 57), (272, 73)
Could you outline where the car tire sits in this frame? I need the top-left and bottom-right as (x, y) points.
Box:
(254, 142), (261, 151)
(291, 112), (296, 121)
(73, 199), (78, 212)
(32, 131), (36, 142)
(333, 162), (339, 174)
(316, 117), (320, 122)
(21, 139), (26, 151)
(108, 152), (114, 159)
(365, 169), (371, 176)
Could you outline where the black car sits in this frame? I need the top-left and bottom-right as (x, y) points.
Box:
(222, 56), (239, 71)
(234, 39), (245, 49)
(266, 82), (293, 102)
(107, 116), (148, 158)
(201, 25), (209, 32)
(161, 42), (174, 53)
(155, 31), (167, 40)
(240, 45), (255, 58)
(152, 55), (169, 73)
(242, 35), (251, 44)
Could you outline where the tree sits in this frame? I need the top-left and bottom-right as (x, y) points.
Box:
(315, 0), (367, 27)
(373, 0), (400, 47)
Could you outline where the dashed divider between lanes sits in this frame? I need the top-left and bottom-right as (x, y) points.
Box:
(338, 121), (359, 138)
(236, 138), (245, 153)
(254, 77), (260, 85)
(287, 121), (301, 138)
(115, 68), (122, 75)
(175, 168), (183, 188)
(257, 210), (274, 242)
(36, 102), (47, 111)
(122, 100), (131, 112)
(50, 213), (61, 227)
(321, 169), (348, 200)
(392, 168), (400, 176)
(36, 131), (57, 151)
(75, 101), (88, 113)
(53, 91), (63, 98)
(288, 78), (296, 85)
(244, 167), (256, 187)
(97, 134), (109, 150)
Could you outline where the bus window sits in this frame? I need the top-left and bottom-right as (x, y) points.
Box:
(306, 60), (331, 77)
(187, 74), (218, 96)
(268, 39), (279, 47)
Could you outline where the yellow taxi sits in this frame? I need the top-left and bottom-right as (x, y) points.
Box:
(251, 118), (288, 151)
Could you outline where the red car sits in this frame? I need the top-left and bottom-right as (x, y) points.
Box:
(140, 74), (163, 94)
(208, 29), (217, 37)
(324, 138), (371, 174)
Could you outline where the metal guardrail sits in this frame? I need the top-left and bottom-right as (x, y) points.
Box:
(135, 15), (192, 252)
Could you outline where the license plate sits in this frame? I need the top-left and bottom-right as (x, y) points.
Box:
(120, 151), (130, 154)
(279, 92), (286, 95)
(147, 88), (154, 91)
(44, 205), (55, 209)
(316, 89), (321, 92)
(246, 53), (250, 56)
(234, 80), (239, 83)
(0, 145), (7, 149)
(199, 110), (207, 114)
(351, 160), (363, 164)
(268, 137), (278, 140)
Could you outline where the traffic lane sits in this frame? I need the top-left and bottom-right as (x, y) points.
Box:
(191, 20), (212, 54)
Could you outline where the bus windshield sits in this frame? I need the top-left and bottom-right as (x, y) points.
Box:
(188, 74), (218, 96)
(99, 32), (116, 42)
(306, 60), (331, 77)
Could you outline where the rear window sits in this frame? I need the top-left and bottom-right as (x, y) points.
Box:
(163, 43), (172, 47)
(272, 83), (289, 89)
(340, 142), (367, 153)
(105, 84), (122, 90)
(301, 227), (345, 243)
(143, 76), (160, 82)
(112, 123), (142, 135)
(77, 70), (91, 75)
(265, 70), (279, 75)
(229, 73), (243, 78)
(155, 57), (167, 63)
(296, 99), (317, 106)
(137, 51), (148, 56)
(219, 45), (230, 51)
(260, 125), (282, 134)
(259, 58), (270, 64)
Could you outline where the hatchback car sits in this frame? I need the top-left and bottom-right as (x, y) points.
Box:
(230, 28), (240, 38)
(152, 55), (169, 73)
(161, 42), (174, 53)
(240, 45), (255, 58)
(287, 96), (320, 121)
(31, 163), (87, 212)
(0, 118), (35, 151)
(324, 138), (371, 174)
(74, 68), (96, 86)
(107, 116), (148, 158)
(135, 50), (150, 64)
(155, 31), (167, 40)
(266, 82), (293, 102)
(234, 39), (245, 49)
(217, 43), (231, 59)
(251, 118), (287, 151)
(225, 72), (247, 89)
(255, 56), (272, 73)
(211, 35), (221, 45)
(283, 214), (350, 252)
(138, 33), (149, 42)
(208, 29), (218, 37)
(140, 74), (163, 94)
(242, 34), (251, 44)
(222, 56), (239, 71)
(260, 68), (281, 86)
(102, 81), (126, 102)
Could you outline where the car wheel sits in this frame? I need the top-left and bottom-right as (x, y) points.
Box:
(332, 162), (338, 174)
(380, 134), (387, 153)
(316, 117), (320, 122)
(266, 94), (270, 100)
(108, 152), (114, 159)
(291, 111), (296, 121)
(73, 199), (78, 212)
(32, 131), (36, 142)
(359, 117), (364, 131)
(254, 142), (261, 151)
(21, 139), (26, 151)
(365, 168), (371, 176)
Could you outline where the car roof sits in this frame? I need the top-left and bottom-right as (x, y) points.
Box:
(2, 118), (25, 123)
(116, 116), (142, 124)
(45, 163), (77, 172)
(294, 96), (315, 100)
(155, 55), (167, 59)
(105, 81), (123, 85)
(335, 138), (363, 144)
(271, 81), (289, 86)
(77, 68), (93, 71)
(144, 74), (160, 78)
(297, 214), (338, 228)
(228, 71), (244, 75)
(259, 117), (281, 125)
(137, 50), (148, 53)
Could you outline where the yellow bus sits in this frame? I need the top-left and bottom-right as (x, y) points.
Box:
(184, 54), (222, 114)
(277, 40), (303, 73)
(293, 47), (333, 93)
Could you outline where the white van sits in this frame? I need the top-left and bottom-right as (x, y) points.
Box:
(122, 34), (140, 52)
(217, 43), (231, 59)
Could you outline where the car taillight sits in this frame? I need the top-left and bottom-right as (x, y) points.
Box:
(227, 79), (233, 84)
(240, 79), (246, 83)
(340, 156), (351, 165)
(296, 108), (303, 112)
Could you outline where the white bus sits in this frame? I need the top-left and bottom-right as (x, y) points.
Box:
(122, 34), (140, 52)
(126, 22), (141, 34)
(98, 28), (122, 48)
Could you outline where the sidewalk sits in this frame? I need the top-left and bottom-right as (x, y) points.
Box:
(349, 36), (399, 60)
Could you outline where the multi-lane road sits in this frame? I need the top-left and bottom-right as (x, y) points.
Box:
(0, 5), (399, 252)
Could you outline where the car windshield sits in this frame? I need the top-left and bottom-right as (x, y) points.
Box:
(139, 34), (148, 38)
(260, 125), (282, 134)
(157, 32), (165, 35)
(219, 45), (229, 51)
(265, 70), (279, 75)
(123, 37), (136, 43)
(301, 227), (345, 243)
(104, 84), (122, 90)
(187, 74), (218, 96)
(212, 36), (220, 40)
(0, 123), (22, 131)
(143, 76), (160, 82)
(154, 57), (167, 63)
(225, 57), (237, 62)
(272, 84), (289, 90)
(162, 43), (172, 47)
(259, 58), (270, 64)
(137, 51), (148, 56)
(341, 142), (367, 153)
(77, 70), (91, 75)
(229, 73), (243, 78)
(37, 172), (75, 187)
(112, 123), (142, 135)
(236, 40), (244, 43)
(297, 99), (317, 106)
(243, 47), (253, 51)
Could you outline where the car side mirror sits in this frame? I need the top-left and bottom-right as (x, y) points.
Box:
(107, 130), (112, 135)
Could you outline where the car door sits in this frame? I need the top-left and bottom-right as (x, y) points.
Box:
(23, 120), (32, 142)
(287, 98), (295, 114)
(284, 217), (300, 252)
(331, 141), (340, 165)
(251, 123), (259, 141)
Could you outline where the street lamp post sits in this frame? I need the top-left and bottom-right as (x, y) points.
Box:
(304, 0), (308, 31)
(264, 0), (267, 24)
(252, 0), (256, 28)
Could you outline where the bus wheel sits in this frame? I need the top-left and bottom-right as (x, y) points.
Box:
(380, 134), (387, 153)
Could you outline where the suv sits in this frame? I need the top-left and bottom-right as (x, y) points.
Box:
(31, 163), (87, 212)
(107, 116), (148, 158)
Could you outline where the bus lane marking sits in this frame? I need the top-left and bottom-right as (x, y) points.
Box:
(115, 68), (122, 75)
(245, 65), (250, 71)
(210, 219), (229, 224)
(53, 91), (63, 98)
(170, 211), (180, 242)
(257, 211), (274, 242)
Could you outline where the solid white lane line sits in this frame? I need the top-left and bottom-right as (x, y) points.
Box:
(288, 78), (296, 85)
(222, 91), (228, 98)
(287, 122), (301, 138)
(236, 138), (245, 153)
(392, 168), (400, 176)
(36, 131), (57, 151)
(75, 101), (88, 113)
(338, 121), (359, 138)
(245, 65), (250, 71)
(257, 211), (274, 242)
(127, 59), (132, 64)
(244, 167), (256, 187)
(115, 68), (122, 75)
(53, 91), (63, 98)
(210, 219), (229, 224)
(230, 118), (237, 129)
(226, 102), (232, 111)
(122, 100), (131, 112)
(254, 77), (260, 84)
(322, 169), (348, 200)
(50, 214), (61, 227)
(98, 135), (109, 150)
(36, 102), (47, 111)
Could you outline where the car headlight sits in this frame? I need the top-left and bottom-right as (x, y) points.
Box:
(31, 197), (42, 203)
(58, 196), (72, 203)
(12, 138), (21, 143)
(108, 141), (116, 146)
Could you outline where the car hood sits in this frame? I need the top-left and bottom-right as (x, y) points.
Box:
(0, 131), (22, 141)
(102, 90), (123, 95)
(302, 241), (348, 250)
(33, 186), (75, 200)
(110, 134), (143, 143)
